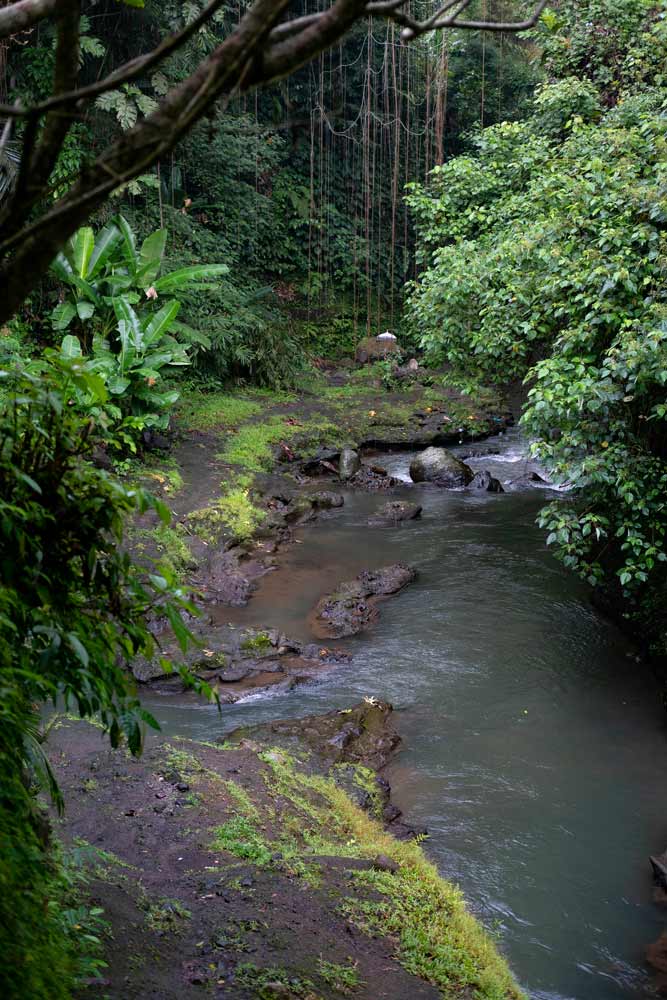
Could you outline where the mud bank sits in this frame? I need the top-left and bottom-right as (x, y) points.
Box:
(49, 701), (522, 1000)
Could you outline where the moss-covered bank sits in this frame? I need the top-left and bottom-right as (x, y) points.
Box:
(48, 702), (523, 1000)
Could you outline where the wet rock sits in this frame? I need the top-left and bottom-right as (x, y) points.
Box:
(651, 852), (667, 891)
(312, 564), (417, 638)
(217, 664), (252, 683)
(470, 470), (505, 493)
(369, 500), (422, 526)
(310, 491), (345, 509)
(226, 699), (401, 772)
(300, 448), (341, 476)
(339, 447), (361, 480)
(282, 496), (317, 524)
(507, 470), (549, 489)
(349, 466), (397, 491)
(409, 446), (474, 488)
(205, 549), (254, 605)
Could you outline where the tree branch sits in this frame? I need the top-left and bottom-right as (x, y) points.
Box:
(0, 0), (57, 41)
(0, 0), (552, 323)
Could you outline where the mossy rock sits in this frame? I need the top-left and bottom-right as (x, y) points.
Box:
(355, 336), (401, 364)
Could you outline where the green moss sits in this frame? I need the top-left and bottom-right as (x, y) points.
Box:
(256, 751), (523, 1000)
(177, 391), (262, 431)
(188, 483), (266, 544)
(139, 457), (185, 495)
(162, 745), (207, 781)
(145, 898), (191, 934)
(134, 524), (197, 581)
(240, 632), (272, 653)
(218, 418), (292, 472)
(234, 963), (319, 999)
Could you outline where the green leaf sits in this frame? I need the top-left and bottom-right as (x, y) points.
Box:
(61, 335), (83, 359)
(71, 227), (95, 278)
(77, 301), (95, 321)
(87, 221), (122, 278)
(143, 300), (181, 347)
(52, 303), (77, 331)
(138, 228), (167, 287)
(153, 264), (229, 293)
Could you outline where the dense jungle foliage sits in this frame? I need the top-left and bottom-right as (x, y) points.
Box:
(3, 0), (667, 994)
(406, 0), (667, 640)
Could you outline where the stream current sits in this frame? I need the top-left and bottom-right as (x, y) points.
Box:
(144, 429), (667, 999)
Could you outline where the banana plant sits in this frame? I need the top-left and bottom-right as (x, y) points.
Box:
(61, 295), (191, 432)
(50, 214), (228, 340)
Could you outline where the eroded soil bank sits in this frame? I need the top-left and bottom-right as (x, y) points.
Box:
(49, 701), (521, 1000)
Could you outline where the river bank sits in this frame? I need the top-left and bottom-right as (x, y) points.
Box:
(48, 701), (522, 999)
(45, 364), (532, 999)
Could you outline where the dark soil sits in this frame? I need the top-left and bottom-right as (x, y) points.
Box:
(48, 702), (437, 1000)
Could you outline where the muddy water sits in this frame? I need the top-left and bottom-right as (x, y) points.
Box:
(144, 430), (667, 999)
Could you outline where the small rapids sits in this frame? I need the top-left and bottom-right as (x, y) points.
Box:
(144, 429), (666, 999)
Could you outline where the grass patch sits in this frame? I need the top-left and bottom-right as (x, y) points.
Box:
(134, 524), (197, 581)
(188, 479), (265, 543)
(145, 898), (191, 934)
(138, 457), (184, 495)
(218, 418), (291, 472)
(240, 631), (272, 653)
(177, 391), (262, 431)
(256, 750), (523, 1000)
(234, 963), (318, 999)
(316, 958), (363, 993)
(211, 816), (273, 866)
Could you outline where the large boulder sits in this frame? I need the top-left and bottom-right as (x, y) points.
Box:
(409, 446), (473, 488)
(355, 335), (401, 364)
(339, 446), (361, 480)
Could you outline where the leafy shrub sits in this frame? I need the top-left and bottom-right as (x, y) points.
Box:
(406, 1), (667, 603)
(532, 77), (601, 136)
(0, 361), (216, 998)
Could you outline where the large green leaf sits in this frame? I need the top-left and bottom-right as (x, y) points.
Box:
(138, 228), (167, 287)
(60, 334), (83, 359)
(143, 299), (181, 347)
(51, 252), (74, 282)
(88, 222), (122, 278)
(76, 301), (96, 321)
(51, 303), (77, 332)
(71, 227), (95, 278)
(115, 215), (138, 274)
(114, 297), (142, 368)
(153, 264), (229, 293)
(171, 321), (211, 349)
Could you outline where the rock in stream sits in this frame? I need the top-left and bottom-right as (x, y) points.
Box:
(312, 563), (417, 638)
(409, 446), (474, 488)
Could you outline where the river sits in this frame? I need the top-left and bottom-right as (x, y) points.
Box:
(144, 430), (667, 999)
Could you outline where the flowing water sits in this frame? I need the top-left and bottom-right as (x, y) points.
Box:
(144, 430), (667, 999)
